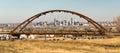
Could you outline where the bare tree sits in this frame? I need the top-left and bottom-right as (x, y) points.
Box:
(115, 16), (120, 32)
(116, 16), (120, 25)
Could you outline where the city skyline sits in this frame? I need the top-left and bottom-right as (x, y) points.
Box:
(0, 0), (120, 23)
(0, 18), (117, 27)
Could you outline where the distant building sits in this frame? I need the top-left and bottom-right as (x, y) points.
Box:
(71, 18), (73, 26)
(0, 24), (8, 27)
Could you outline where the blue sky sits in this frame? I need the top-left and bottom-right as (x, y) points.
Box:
(0, 0), (120, 23)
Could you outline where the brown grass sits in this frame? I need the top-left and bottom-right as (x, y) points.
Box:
(0, 37), (120, 53)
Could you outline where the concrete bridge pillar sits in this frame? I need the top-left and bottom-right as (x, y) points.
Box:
(9, 34), (12, 40)
(63, 35), (67, 40)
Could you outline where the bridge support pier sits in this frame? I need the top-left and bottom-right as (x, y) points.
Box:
(63, 35), (67, 40)
(9, 35), (12, 40)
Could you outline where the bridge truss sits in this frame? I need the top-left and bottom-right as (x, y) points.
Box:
(9, 10), (107, 39)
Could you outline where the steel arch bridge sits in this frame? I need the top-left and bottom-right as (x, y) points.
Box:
(9, 10), (107, 38)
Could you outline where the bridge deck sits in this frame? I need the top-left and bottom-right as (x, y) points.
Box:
(1, 32), (120, 36)
(0, 32), (101, 35)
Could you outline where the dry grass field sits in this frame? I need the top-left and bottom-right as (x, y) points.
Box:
(0, 37), (120, 53)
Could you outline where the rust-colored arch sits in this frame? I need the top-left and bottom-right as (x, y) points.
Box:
(10, 10), (107, 34)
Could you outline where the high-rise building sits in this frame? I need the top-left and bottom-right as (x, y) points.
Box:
(71, 18), (73, 26)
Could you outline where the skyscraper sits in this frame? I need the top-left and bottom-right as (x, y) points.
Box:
(71, 18), (73, 26)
